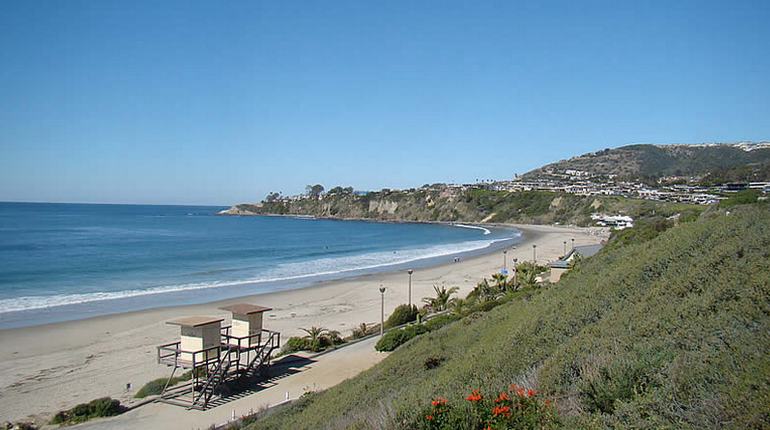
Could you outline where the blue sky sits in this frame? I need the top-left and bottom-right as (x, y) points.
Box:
(1, 0), (769, 205)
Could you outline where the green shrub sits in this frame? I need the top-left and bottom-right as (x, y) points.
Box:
(324, 330), (345, 347)
(134, 378), (166, 399)
(423, 355), (445, 370)
(578, 355), (658, 414)
(88, 397), (123, 417)
(375, 324), (428, 352)
(281, 330), (346, 354)
(385, 304), (419, 328)
(350, 323), (369, 339)
(282, 336), (309, 354)
(423, 313), (460, 331)
(467, 298), (505, 314)
(720, 189), (762, 207)
(134, 370), (192, 398)
(350, 322), (382, 339)
(51, 397), (125, 425)
(605, 216), (674, 251)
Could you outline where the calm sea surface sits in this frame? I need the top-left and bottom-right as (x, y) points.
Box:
(0, 202), (520, 328)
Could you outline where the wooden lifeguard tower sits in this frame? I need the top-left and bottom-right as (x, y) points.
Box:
(156, 304), (279, 410)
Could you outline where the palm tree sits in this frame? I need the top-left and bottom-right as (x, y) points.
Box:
(300, 326), (329, 345)
(518, 267), (538, 289)
(473, 278), (500, 302)
(325, 329), (343, 345)
(422, 285), (459, 311)
(299, 326), (343, 351)
(450, 297), (471, 316)
(352, 322), (369, 339)
(491, 272), (511, 292)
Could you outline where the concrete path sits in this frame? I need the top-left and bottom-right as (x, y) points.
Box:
(73, 337), (385, 430)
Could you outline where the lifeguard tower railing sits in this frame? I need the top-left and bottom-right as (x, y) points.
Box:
(220, 327), (281, 378)
(156, 328), (280, 410)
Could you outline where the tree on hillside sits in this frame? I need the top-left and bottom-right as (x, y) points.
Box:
(265, 192), (281, 202)
(327, 186), (355, 195)
(306, 184), (325, 198)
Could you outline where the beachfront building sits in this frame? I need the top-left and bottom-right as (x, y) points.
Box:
(590, 213), (634, 230)
(156, 304), (280, 410)
(549, 244), (603, 283)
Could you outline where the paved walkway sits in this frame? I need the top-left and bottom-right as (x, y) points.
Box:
(73, 337), (385, 430)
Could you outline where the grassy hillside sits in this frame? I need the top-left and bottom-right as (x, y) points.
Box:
(226, 189), (702, 227)
(525, 143), (770, 182)
(248, 205), (769, 429)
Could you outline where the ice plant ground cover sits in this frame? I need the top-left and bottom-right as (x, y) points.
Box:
(418, 385), (558, 430)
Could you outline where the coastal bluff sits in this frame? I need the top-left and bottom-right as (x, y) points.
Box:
(218, 204), (263, 216)
(219, 187), (701, 227)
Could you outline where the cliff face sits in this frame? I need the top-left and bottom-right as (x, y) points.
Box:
(221, 188), (701, 227)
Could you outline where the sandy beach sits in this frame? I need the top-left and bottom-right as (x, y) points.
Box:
(0, 224), (606, 424)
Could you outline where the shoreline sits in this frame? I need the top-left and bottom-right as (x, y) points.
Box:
(0, 223), (607, 424)
(0, 222), (520, 330)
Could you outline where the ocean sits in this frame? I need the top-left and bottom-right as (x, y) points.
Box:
(0, 202), (521, 329)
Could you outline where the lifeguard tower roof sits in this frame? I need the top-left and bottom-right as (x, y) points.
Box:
(219, 304), (272, 315)
(166, 316), (224, 327)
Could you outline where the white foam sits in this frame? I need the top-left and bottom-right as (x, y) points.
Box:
(452, 223), (491, 235)
(0, 230), (520, 315)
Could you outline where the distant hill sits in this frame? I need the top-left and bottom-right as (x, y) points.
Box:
(524, 142), (770, 182)
(223, 142), (768, 225)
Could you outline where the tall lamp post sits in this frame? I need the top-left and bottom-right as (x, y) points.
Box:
(512, 258), (518, 287)
(407, 269), (414, 307)
(379, 286), (386, 337)
(502, 249), (508, 271)
(563, 241), (567, 255)
(571, 238), (575, 251)
(532, 244), (537, 263)
(380, 284), (385, 337)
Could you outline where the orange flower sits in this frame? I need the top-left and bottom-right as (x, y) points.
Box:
(425, 414), (434, 421)
(431, 397), (447, 407)
(495, 391), (510, 403)
(527, 389), (537, 398)
(515, 387), (526, 397)
(484, 426), (492, 430)
(466, 389), (483, 402)
(545, 399), (552, 407)
(492, 405), (512, 417)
